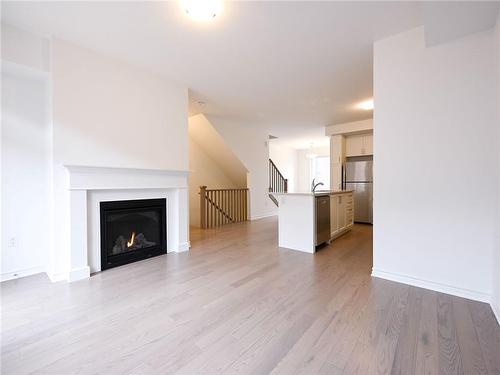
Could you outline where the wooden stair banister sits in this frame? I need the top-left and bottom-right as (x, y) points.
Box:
(200, 186), (249, 229)
(269, 159), (288, 193)
(268, 159), (288, 206)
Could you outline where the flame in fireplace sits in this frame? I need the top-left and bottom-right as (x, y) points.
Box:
(127, 232), (136, 248)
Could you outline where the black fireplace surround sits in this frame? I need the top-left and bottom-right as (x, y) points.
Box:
(100, 198), (166, 271)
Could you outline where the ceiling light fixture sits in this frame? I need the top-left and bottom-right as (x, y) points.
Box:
(181, 0), (224, 21)
(356, 99), (374, 110)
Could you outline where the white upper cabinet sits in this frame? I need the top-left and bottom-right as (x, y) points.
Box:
(330, 134), (345, 164)
(363, 133), (373, 155)
(330, 134), (345, 190)
(345, 133), (373, 157)
(345, 135), (363, 157)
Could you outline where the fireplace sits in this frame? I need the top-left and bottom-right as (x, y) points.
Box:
(100, 198), (166, 270)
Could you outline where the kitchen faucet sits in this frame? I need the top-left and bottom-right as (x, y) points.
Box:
(311, 178), (324, 193)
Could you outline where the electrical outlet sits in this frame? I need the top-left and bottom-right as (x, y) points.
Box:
(8, 237), (17, 248)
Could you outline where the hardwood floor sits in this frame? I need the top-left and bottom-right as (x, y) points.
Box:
(1, 217), (499, 374)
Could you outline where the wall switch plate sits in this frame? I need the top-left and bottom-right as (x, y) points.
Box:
(8, 237), (17, 248)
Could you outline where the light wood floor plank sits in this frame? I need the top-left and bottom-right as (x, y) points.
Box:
(437, 293), (464, 375)
(391, 287), (423, 374)
(415, 289), (439, 375)
(467, 300), (500, 374)
(1, 218), (498, 375)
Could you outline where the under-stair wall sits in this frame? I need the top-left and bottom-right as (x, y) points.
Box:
(268, 142), (298, 192)
(203, 114), (278, 220)
(188, 114), (248, 227)
(188, 137), (243, 227)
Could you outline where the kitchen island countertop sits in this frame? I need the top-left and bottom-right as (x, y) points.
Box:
(272, 190), (354, 197)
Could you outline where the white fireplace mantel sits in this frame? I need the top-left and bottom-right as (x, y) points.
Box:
(65, 165), (190, 190)
(63, 165), (190, 282)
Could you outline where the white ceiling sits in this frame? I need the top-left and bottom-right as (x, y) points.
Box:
(2, 1), (498, 140)
(424, 1), (500, 46)
(269, 126), (330, 150)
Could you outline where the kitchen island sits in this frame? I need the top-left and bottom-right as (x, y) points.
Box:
(273, 190), (354, 253)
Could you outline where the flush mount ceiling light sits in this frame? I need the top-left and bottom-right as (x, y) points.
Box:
(181, 0), (224, 21)
(356, 99), (374, 111)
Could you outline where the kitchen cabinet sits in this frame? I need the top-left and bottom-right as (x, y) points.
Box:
(330, 135), (345, 190)
(330, 191), (354, 239)
(274, 190), (354, 253)
(330, 135), (345, 164)
(330, 194), (339, 234)
(363, 133), (373, 155)
(345, 133), (373, 157)
(345, 193), (354, 226)
(338, 195), (346, 229)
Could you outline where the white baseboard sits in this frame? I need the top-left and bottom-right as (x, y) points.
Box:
(250, 211), (277, 221)
(371, 268), (491, 303)
(47, 271), (68, 283)
(1, 266), (46, 282)
(68, 266), (91, 282)
(177, 241), (190, 252)
(491, 301), (500, 325)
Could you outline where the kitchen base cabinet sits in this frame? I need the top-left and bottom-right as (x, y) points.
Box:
(273, 190), (354, 253)
(330, 191), (354, 240)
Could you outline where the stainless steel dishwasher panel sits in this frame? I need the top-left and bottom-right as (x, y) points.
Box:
(315, 195), (330, 246)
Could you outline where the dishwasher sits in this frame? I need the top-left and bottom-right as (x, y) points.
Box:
(315, 195), (330, 246)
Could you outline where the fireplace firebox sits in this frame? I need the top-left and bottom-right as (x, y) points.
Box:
(100, 198), (166, 270)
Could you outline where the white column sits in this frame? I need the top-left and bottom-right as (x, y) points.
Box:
(178, 187), (190, 251)
(166, 188), (190, 253)
(68, 189), (90, 281)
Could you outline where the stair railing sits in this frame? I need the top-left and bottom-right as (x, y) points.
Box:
(268, 159), (288, 206)
(200, 186), (249, 229)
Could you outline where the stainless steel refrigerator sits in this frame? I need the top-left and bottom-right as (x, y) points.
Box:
(343, 156), (373, 224)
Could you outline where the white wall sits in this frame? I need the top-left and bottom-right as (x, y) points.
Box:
(52, 39), (188, 171)
(493, 13), (500, 321)
(269, 143), (298, 192)
(188, 114), (247, 227)
(373, 26), (498, 302)
(1, 67), (50, 281)
(297, 145), (330, 192)
(1, 24), (50, 72)
(1, 25), (52, 281)
(188, 114), (247, 187)
(48, 39), (189, 279)
(206, 115), (275, 220)
(188, 137), (240, 227)
(296, 150), (310, 192)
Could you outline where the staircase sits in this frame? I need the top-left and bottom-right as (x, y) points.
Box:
(199, 186), (249, 229)
(190, 114), (250, 229)
(268, 159), (288, 206)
